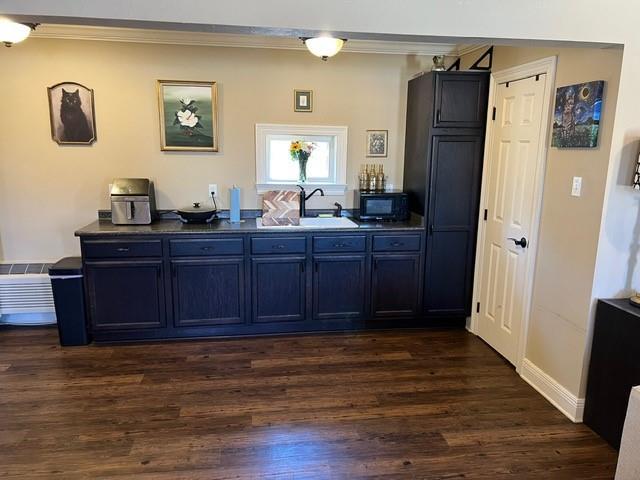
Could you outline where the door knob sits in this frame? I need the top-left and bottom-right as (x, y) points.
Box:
(507, 237), (528, 248)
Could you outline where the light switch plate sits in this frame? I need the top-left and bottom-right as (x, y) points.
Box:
(571, 177), (582, 197)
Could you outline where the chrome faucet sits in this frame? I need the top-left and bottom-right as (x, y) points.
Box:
(297, 185), (325, 217)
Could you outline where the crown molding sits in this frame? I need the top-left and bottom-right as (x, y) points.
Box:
(456, 43), (492, 57)
(31, 24), (478, 57)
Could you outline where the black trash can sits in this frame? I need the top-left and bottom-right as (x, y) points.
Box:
(49, 257), (89, 346)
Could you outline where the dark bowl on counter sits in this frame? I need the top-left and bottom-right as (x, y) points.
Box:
(176, 203), (217, 224)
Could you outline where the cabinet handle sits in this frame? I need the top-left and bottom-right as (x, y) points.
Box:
(436, 109), (441, 123)
(201, 246), (214, 251)
(373, 259), (378, 270)
(116, 247), (130, 252)
(314, 262), (318, 273)
(333, 243), (349, 248)
(273, 244), (286, 250)
(300, 263), (305, 273)
(390, 242), (403, 247)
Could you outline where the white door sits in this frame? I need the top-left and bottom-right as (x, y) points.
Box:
(477, 74), (547, 365)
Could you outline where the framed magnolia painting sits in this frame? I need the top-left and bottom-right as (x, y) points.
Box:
(157, 80), (219, 152)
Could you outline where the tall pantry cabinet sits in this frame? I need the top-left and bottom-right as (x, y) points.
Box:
(403, 71), (490, 320)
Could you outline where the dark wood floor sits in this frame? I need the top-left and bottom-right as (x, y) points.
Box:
(0, 327), (616, 479)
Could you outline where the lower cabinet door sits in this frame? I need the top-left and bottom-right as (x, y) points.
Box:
(171, 258), (245, 327)
(371, 253), (421, 318)
(85, 260), (165, 330)
(251, 256), (306, 323)
(313, 255), (366, 320)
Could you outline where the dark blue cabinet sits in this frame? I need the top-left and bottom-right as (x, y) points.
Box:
(371, 253), (421, 319)
(424, 135), (483, 316)
(251, 256), (307, 323)
(85, 259), (165, 330)
(171, 258), (245, 327)
(80, 229), (425, 341)
(312, 255), (366, 320)
(404, 71), (489, 319)
(433, 72), (489, 128)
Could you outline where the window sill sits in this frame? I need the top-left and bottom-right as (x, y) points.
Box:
(256, 183), (347, 196)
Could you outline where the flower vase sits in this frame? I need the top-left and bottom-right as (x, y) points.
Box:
(298, 155), (309, 183)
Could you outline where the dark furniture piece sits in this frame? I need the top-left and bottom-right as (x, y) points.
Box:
(584, 299), (640, 448)
(403, 70), (489, 320)
(49, 257), (89, 346)
(76, 220), (426, 342)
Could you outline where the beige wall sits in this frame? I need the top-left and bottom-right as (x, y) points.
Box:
(462, 46), (623, 396)
(0, 38), (433, 261)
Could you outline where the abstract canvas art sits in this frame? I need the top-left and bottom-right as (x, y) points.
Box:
(552, 80), (604, 148)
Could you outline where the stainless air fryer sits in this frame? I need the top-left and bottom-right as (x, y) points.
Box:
(110, 178), (156, 225)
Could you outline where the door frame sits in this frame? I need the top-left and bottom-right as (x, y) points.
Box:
(469, 56), (557, 373)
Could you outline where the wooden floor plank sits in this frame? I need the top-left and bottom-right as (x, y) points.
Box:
(0, 326), (617, 479)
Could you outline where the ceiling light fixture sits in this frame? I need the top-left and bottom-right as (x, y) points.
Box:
(301, 36), (347, 61)
(0, 19), (38, 47)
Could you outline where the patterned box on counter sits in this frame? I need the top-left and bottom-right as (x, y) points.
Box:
(262, 190), (300, 226)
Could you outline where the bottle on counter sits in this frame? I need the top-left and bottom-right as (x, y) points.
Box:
(376, 164), (386, 192)
(369, 164), (378, 191)
(359, 164), (369, 191)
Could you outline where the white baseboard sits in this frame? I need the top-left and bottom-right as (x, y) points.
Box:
(520, 358), (585, 423)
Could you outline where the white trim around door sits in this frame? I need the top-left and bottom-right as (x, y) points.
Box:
(469, 56), (557, 374)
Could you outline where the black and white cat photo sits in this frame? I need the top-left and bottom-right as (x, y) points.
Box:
(59, 88), (92, 142)
(48, 82), (96, 145)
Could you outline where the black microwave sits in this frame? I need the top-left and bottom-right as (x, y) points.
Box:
(354, 190), (409, 221)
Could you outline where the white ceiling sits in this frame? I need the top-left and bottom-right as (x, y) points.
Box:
(30, 24), (484, 57)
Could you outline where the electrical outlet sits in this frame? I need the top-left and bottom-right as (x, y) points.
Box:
(208, 184), (218, 198)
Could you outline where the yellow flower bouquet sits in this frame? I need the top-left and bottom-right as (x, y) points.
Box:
(289, 140), (316, 183)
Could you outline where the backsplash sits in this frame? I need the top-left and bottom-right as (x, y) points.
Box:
(97, 208), (355, 220)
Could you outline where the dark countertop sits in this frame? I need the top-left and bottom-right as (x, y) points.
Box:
(599, 298), (640, 318)
(75, 216), (425, 237)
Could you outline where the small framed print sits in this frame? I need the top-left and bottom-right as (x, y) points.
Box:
(366, 130), (388, 157)
(294, 90), (313, 112)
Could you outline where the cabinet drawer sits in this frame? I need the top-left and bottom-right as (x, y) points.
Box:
(170, 238), (243, 257)
(83, 239), (162, 259)
(251, 237), (306, 255)
(372, 234), (421, 252)
(313, 235), (366, 253)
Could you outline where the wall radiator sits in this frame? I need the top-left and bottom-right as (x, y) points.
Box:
(0, 263), (56, 325)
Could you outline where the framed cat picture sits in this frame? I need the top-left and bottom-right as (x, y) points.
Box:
(157, 80), (219, 152)
(47, 82), (97, 145)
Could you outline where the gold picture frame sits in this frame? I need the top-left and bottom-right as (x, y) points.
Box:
(47, 82), (97, 146)
(294, 89), (313, 112)
(157, 80), (219, 152)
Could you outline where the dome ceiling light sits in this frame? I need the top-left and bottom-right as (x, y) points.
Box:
(0, 19), (38, 47)
(301, 36), (347, 61)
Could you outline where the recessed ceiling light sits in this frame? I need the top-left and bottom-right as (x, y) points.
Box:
(301, 36), (347, 61)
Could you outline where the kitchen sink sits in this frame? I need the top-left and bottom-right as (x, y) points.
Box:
(257, 216), (359, 229)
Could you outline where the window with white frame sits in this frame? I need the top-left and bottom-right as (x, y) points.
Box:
(255, 124), (348, 195)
